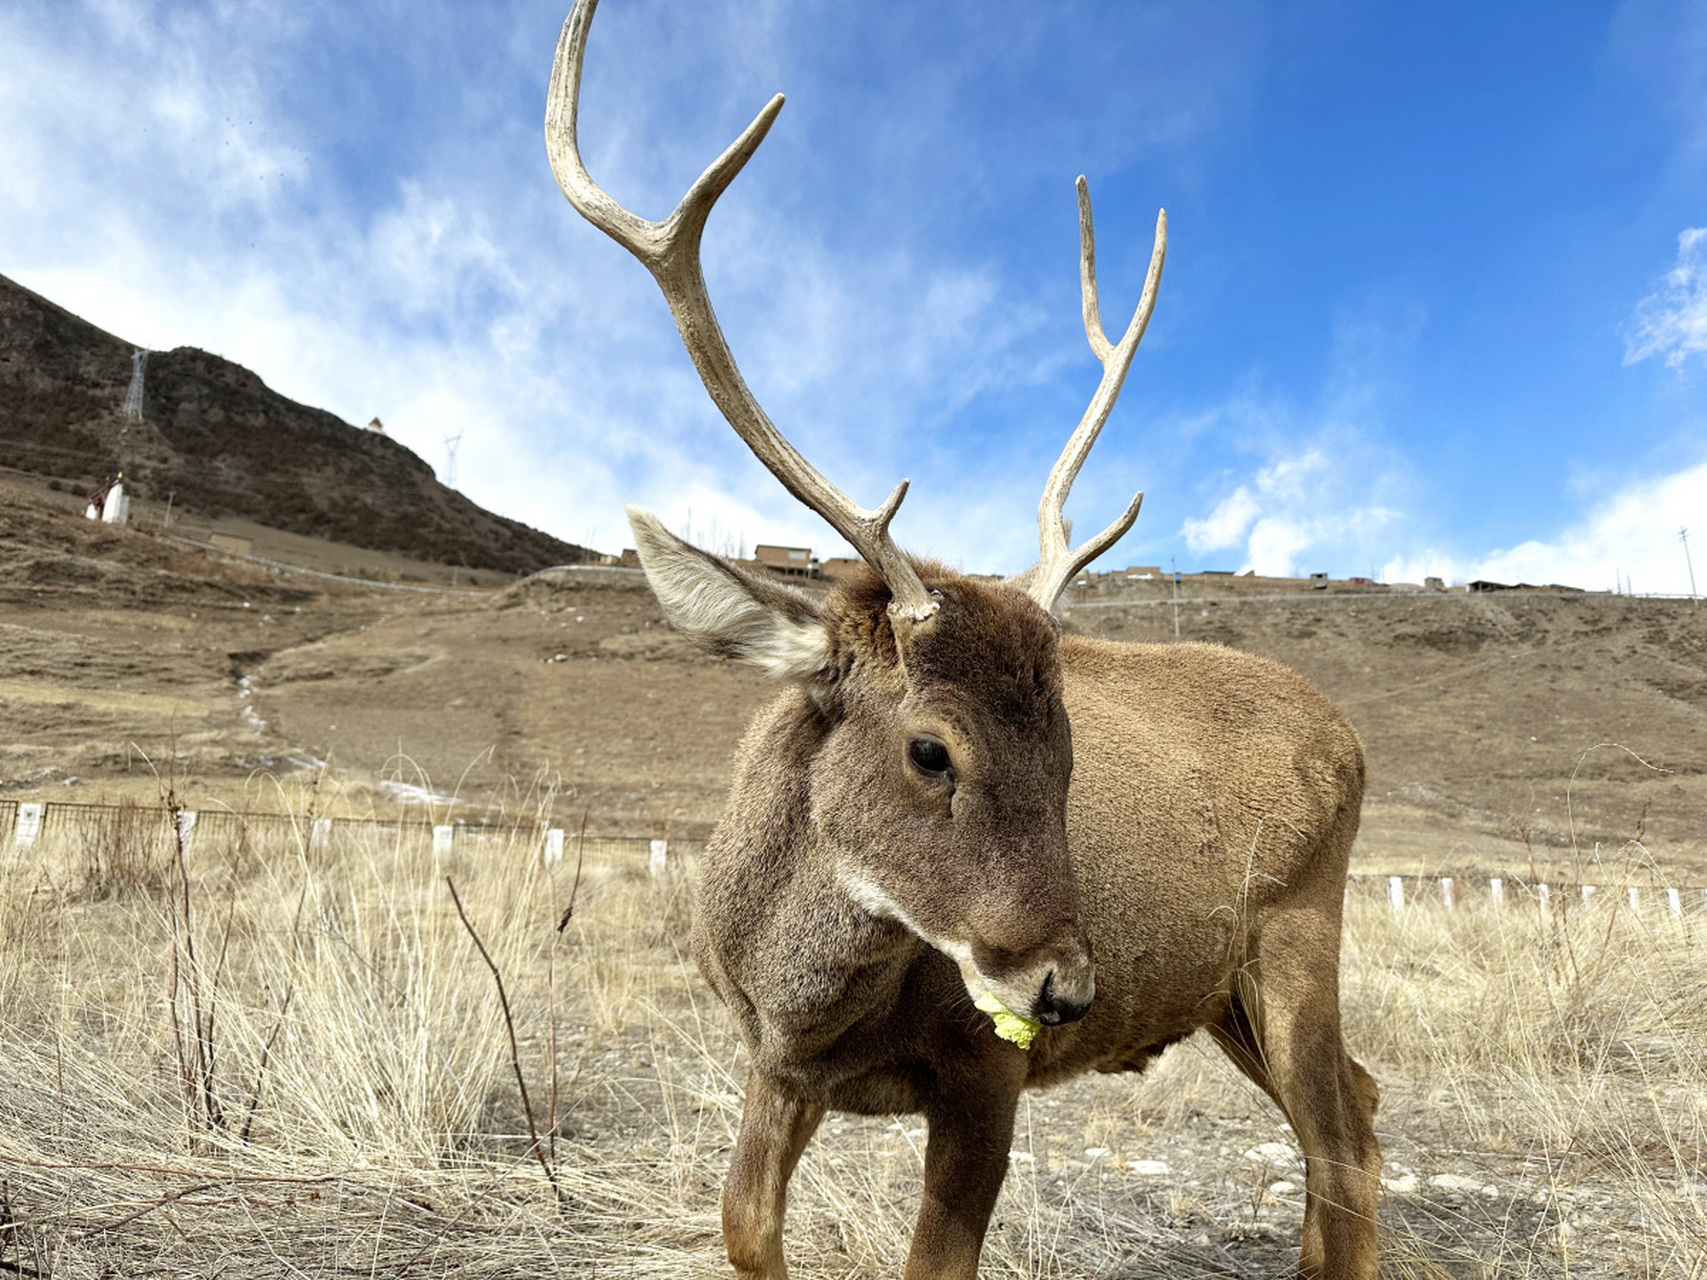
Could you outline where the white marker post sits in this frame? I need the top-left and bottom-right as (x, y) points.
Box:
(1667, 887), (1683, 916)
(649, 839), (669, 877)
(1439, 877), (1456, 910)
(175, 809), (197, 853)
(543, 828), (565, 867)
(1627, 886), (1640, 912)
(1581, 885), (1597, 906)
(1538, 883), (1552, 911)
(433, 825), (454, 857)
(1387, 877), (1404, 910)
(14, 803), (42, 848)
(1489, 877), (1505, 905)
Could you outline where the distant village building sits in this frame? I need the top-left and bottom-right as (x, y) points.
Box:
(367, 417), (386, 433)
(818, 557), (864, 584)
(1122, 565), (1162, 580)
(1424, 576), (1445, 591)
(754, 544), (816, 579)
(1310, 572), (1329, 589)
(619, 548), (641, 569)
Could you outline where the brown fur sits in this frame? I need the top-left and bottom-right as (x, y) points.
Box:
(667, 554), (1382, 1280)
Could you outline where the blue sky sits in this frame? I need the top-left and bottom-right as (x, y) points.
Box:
(3, 0), (1706, 591)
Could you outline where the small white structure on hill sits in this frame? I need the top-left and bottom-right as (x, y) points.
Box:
(85, 475), (131, 526)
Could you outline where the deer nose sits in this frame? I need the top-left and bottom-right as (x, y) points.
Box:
(1031, 968), (1093, 1026)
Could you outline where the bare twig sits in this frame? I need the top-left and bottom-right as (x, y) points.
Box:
(446, 876), (560, 1199)
(240, 880), (309, 1143)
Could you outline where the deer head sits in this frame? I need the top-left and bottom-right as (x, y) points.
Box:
(546, 0), (1164, 1028)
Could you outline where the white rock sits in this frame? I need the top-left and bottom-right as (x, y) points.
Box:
(1267, 1179), (1300, 1195)
(1481, 1183), (1501, 1199)
(1428, 1173), (1484, 1194)
(1008, 1151), (1035, 1163)
(1382, 1174), (1420, 1195)
(1244, 1142), (1299, 1164)
(1129, 1160), (1172, 1177)
(1083, 1147), (1110, 1159)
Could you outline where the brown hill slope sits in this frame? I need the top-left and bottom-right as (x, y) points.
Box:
(3, 479), (1703, 879)
(0, 272), (594, 573)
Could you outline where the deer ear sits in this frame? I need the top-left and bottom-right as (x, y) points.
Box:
(627, 507), (833, 682)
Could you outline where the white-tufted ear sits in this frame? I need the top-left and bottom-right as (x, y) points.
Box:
(627, 507), (833, 682)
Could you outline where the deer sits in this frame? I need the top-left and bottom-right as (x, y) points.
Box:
(545, 3), (1382, 1277)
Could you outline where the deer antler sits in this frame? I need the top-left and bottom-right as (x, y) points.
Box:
(544, 0), (939, 624)
(1017, 178), (1166, 612)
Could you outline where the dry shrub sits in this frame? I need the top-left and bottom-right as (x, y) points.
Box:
(74, 798), (172, 902)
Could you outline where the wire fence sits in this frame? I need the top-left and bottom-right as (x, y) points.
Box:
(4, 798), (1703, 914)
(0, 798), (682, 872)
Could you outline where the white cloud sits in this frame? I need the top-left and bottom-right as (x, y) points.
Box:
(1182, 486), (1259, 552)
(1624, 227), (1707, 368)
(1467, 459), (1707, 594)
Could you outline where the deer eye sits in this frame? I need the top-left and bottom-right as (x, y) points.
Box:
(907, 738), (951, 775)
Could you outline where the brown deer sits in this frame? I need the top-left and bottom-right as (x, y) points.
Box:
(545, 4), (1381, 1276)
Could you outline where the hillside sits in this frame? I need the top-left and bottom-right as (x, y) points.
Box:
(2, 480), (1703, 880)
(0, 272), (594, 574)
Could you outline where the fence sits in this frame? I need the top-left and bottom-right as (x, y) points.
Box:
(5, 800), (1704, 913)
(0, 798), (682, 873)
(1350, 871), (1707, 917)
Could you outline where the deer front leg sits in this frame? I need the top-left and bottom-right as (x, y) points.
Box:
(723, 1072), (824, 1280)
(904, 1061), (1025, 1280)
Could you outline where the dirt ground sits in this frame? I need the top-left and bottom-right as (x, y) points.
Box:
(3, 475), (1703, 883)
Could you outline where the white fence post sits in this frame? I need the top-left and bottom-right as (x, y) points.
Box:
(14, 802), (42, 848)
(1668, 887), (1683, 915)
(649, 839), (669, 877)
(1489, 877), (1504, 905)
(543, 828), (564, 866)
(1439, 877), (1456, 910)
(175, 809), (197, 852)
(310, 817), (331, 853)
(433, 824), (454, 856)
(1386, 877), (1404, 910)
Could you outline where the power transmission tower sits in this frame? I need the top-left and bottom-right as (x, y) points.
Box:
(1684, 528), (1698, 605)
(444, 433), (464, 488)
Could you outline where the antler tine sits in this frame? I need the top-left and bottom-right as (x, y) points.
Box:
(544, 0), (939, 624)
(1020, 178), (1166, 611)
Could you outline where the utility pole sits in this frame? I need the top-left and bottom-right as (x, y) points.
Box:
(1684, 528), (1698, 605)
(1171, 556), (1181, 639)
(444, 433), (464, 488)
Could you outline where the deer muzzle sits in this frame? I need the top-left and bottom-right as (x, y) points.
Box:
(967, 932), (1095, 1029)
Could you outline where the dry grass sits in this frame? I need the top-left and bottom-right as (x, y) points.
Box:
(1, 803), (1703, 1277)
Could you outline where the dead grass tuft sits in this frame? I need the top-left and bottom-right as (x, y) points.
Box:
(0, 799), (1702, 1276)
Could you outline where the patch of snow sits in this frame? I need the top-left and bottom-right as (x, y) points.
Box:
(379, 779), (459, 806)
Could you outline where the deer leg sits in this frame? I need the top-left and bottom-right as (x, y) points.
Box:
(903, 1062), (1025, 1280)
(1214, 925), (1381, 1280)
(722, 1072), (824, 1280)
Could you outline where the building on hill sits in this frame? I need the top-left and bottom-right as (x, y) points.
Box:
(754, 544), (816, 579)
(819, 556), (863, 584)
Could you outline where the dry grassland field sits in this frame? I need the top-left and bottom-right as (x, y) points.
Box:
(2, 477), (1706, 1277)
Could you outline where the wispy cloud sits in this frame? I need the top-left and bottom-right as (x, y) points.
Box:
(0, 0), (1250, 568)
(1624, 227), (1707, 368)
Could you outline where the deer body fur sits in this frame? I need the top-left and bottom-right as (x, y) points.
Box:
(691, 566), (1380, 1279)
